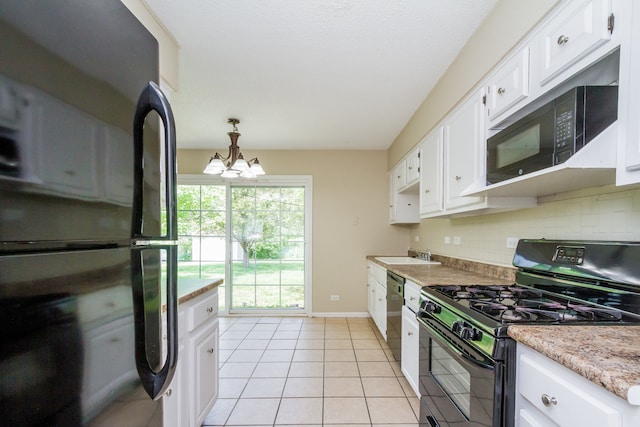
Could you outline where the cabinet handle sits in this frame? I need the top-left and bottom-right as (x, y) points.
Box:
(207, 348), (215, 354)
(410, 296), (416, 301)
(408, 166), (413, 170)
(165, 388), (172, 397)
(541, 394), (557, 407)
(557, 35), (569, 45)
(455, 175), (462, 181)
(407, 331), (414, 336)
(497, 87), (506, 95)
(424, 189), (430, 194)
(206, 306), (214, 313)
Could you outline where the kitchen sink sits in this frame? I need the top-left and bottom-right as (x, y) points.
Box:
(374, 256), (441, 265)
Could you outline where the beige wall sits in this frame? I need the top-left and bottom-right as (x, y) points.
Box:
(387, 0), (640, 267)
(177, 149), (411, 314)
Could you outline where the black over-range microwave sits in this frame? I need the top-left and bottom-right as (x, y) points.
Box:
(486, 85), (618, 185)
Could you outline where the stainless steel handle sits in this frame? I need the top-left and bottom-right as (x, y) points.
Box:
(541, 394), (558, 407)
(497, 87), (506, 95)
(557, 35), (569, 45)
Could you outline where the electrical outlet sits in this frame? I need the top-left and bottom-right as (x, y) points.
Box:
(444, 236), (451, 244)
(506, 237), (519, 249)
(330, 295), (340, 301)
(453, 236), (461, 245)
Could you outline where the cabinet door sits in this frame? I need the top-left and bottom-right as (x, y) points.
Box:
(375, 281), (387, 340)
(419, 126), (444, 216)
(401, 306), (419, 397)
(405, 147), (420, 186)
(444, 90), (485, 210)
(618, 0), (640, 184)
(395, 160), (407, 190)
(163, 342), (188, 427)
(538, 0), (613, 85)
(192, 318), (219, 427)
(367, 264), (376, 319)
(487, 47), (530, 120)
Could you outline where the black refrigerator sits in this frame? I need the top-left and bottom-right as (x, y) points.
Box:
(0, 1), (178, 425)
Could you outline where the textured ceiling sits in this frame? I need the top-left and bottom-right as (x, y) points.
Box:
(144, 0), (498, 150)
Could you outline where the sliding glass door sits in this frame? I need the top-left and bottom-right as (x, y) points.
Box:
(176, 176), (311, 315)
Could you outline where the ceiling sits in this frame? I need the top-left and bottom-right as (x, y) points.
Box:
(143, 0), (498, 151)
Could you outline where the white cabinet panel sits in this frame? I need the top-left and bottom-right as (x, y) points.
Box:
(538, 0), (613, 85)
(401, 305), (419, 397)
(515, 344), (640, 427)
(487, 47), (530, 120)
(444, 89), (486, 211)
(192, 319), (219, 426)
(419, 126), (444, 217)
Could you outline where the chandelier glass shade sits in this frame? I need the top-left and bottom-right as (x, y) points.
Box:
(203, 118), (265, 178)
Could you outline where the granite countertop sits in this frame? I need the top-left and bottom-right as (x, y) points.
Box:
(508, 325), (640, 405)
(178, 277), (223, 304)
(367, 255), (514, 286)
(368, 255), (640, 406)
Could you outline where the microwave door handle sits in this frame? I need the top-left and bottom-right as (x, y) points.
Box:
(418, 316), (494, 370)
(131, 245), (178, 400)
(132, 81), (177, 241)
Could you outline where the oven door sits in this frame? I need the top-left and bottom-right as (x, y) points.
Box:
(417, 315), (505, 427)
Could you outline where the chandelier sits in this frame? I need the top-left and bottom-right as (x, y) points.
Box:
(203, 118), (266, 178)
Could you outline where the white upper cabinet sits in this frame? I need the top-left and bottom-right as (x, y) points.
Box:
(537, 0), (613, 86)
(444, 89), (486, 211)
(486, 47), (531, 121)
(419, 126), (444, 217)
(389, 147), (420, 224)
(617, 0), (640, 185)
(405, 147), (420, 188)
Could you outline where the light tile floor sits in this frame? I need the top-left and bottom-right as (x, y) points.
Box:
(203, 316), (420, 427)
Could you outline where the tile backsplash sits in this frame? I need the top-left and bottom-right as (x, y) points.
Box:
(414, 186), (640, 266)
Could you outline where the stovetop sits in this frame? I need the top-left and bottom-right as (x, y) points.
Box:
(429, 283), (640, 324)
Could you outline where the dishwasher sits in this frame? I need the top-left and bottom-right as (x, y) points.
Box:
(386, 270), (404, 361)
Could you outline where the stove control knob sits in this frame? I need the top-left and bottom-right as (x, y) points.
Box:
(461, 327), (483, 341)
(425, 302), (441, 314)
(452, 321), (464, 334)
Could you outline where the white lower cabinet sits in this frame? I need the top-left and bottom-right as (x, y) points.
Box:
(515, 343), (640, 427)
(401, 305), (419, 397)
(163, 286), (219, 427)
(367, 261), (387, 339)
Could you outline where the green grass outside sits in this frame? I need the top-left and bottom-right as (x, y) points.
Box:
(177, 260), (305, 309)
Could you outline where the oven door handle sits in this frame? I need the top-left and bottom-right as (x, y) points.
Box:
(418, 316), (494, 371)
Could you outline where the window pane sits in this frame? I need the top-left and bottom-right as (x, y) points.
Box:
(201, 211), (225, 236)
(177, 210), (200, 235)
(232, 261), (255, 285)
(281, 261), (304, 284)
(282, 285), (304, 308)
(255, 285), (281, 308)
(232, 286), (256, 309)
(201, 185), (225, 209)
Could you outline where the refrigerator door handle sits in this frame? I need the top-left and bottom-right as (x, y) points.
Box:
(132, 81), (178, 241)
(131, 82), (179, 400)
(131, 245), (178, 400)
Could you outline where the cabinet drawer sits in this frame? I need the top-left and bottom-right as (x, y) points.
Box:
(518, 352), (621, 427)
(538, 0), (613, 85)
(369, 262), (387, 287)
(487, 47), (530, 120)
(404, 280), (420, 313)
(188, 291), (218, 332)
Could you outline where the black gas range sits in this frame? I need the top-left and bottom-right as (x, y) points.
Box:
(417, 239), (640, 427)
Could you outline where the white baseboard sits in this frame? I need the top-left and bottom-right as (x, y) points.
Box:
(310, 312), (370, 318)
